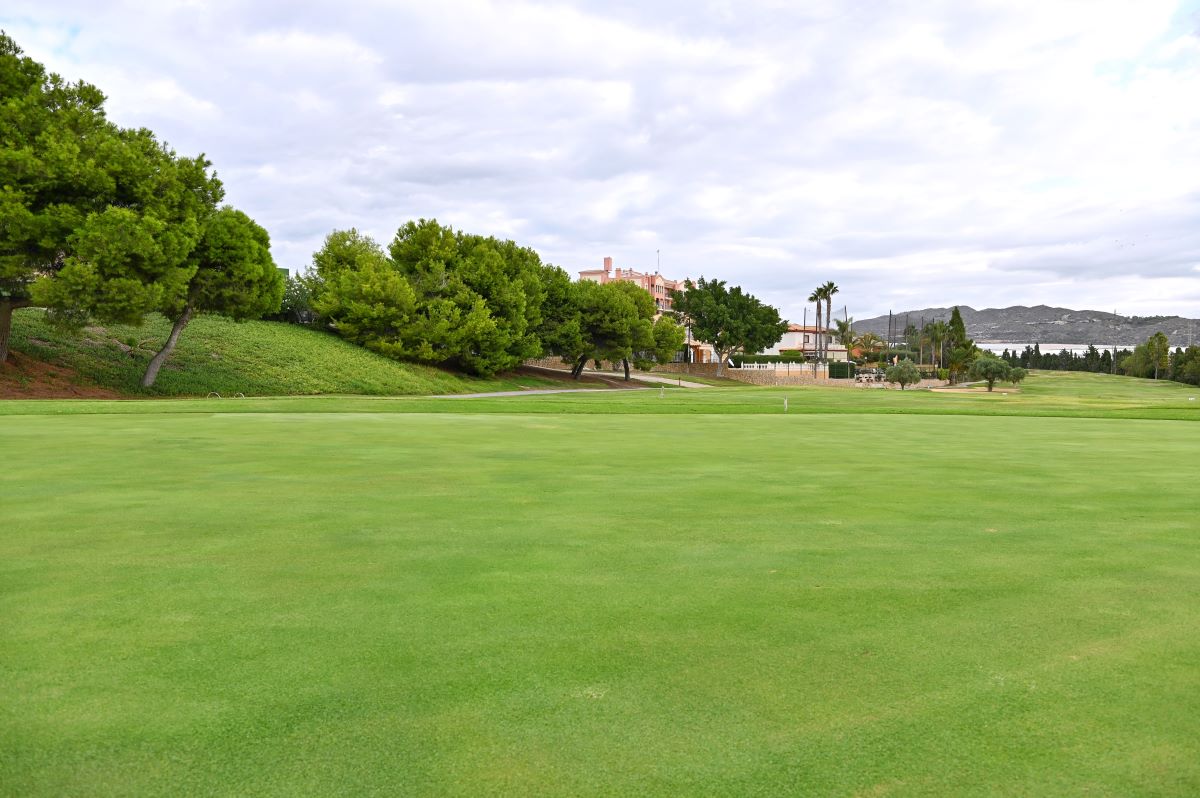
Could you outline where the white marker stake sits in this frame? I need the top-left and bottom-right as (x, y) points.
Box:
(660, 386), (665, 398)
(784, 397), (788, 413)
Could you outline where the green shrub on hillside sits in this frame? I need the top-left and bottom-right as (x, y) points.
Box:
(10, 309), (555, 396)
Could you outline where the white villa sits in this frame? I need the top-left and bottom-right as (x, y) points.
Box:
(759, 324), (848, 361)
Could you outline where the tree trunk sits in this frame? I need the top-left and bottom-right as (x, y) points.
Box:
(715, 351), (726, 376)
(816, 306), (823, 361)
(0, 300), (15, 367)
(142, 305), (193, 388)
(571, 354), (588, 380)
(826, 299), (833, 360)
(622, 358), (630, 381)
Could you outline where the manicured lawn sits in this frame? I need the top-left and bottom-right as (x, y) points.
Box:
(2, 370), (1197, 420)
(2, 374), (1199, 795)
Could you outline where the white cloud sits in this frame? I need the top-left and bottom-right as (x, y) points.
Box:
(2, 0), (1199, 322)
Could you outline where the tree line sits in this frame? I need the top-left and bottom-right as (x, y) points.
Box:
(0, 32), (282, 386)
(298, 223), (689, 379)
(997, 336), (1200, 385)
(298, 224), (792, 379)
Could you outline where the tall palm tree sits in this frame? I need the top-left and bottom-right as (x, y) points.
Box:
(807, 288), (823, 361)
(822, 281), (839, 362)
(927, 320), (949, 368)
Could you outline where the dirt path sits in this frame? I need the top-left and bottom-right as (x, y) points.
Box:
(521, 364), (711, 389)
(437, 387), (652, 399)
(628, 373), (711, 389)
(0, 353), (123, 399)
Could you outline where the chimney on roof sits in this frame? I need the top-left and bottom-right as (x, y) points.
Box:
(603, 256), (612, 273)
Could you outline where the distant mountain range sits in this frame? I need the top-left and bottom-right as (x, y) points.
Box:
(853, 305), (1200, 347)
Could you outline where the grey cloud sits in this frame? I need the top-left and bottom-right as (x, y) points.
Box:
(3, 0), (1199, 321)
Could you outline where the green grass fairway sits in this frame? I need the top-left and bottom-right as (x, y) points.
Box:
(3, 375), (1199, 795)
(3, 370), (1198, 421)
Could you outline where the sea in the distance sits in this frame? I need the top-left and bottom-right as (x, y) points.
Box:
(977, 342), (1114, 355)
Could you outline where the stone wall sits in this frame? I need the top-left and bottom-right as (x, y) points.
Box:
(524, 356), (577, 372)
(718, 370), (839, 386)
(649, 362), (724, 376)
(527, 357), (947, 390)
(653, 362), (834, 385)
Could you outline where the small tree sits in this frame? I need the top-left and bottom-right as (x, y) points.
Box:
(4, 31), (222, 364)
(968, 355), (1012, 392)
(671, 277), (787, 375)
(834, 317), (855, 351)
(649, 315), (686, 365)
(1009, 367), (1028, 386)
(141, 208), (283, 387)
(945, 307), (976, 383)
(271, 275), (315, 324)
(1147, 331), (1169, 380)
(885, 359), (921, 390)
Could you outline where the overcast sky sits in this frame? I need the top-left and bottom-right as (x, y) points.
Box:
(5, 0), (1200, 321)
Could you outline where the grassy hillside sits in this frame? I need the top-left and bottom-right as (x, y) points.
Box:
(6, 308), (565, 397)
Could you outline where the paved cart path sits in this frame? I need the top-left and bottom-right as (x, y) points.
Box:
(435, 387), (652, 399)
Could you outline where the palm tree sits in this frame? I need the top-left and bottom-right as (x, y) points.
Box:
(822, 281), (839, 363)
(947, 343), (973, 385)
(918, 322), (932, 365)
(927, 320), (949, 368)
(834, 317), (855, 352)
(855, 332), (884, 363)
(807, 288), (823, 361)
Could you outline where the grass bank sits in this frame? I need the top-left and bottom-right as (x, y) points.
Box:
(5, 308), (566, 397)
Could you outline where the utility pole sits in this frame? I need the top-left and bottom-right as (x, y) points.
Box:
(1112, 309), (1118, 374)
(919, 315), (925, 365)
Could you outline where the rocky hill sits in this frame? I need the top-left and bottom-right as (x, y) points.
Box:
(853, 305), (1200, 346)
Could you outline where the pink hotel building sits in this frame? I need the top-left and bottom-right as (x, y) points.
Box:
(577, 257), (683, 313)
(576, 257), (845, 365)
(577, 257), (720, 363)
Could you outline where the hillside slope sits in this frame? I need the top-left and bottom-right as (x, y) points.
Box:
(5, 309), (565, 397)
(854, 305), (1200, 346)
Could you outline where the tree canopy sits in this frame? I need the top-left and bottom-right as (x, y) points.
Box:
(139, 208), (283, 386)
(309, 220), (549, 377)
(944, 307), (977, 384)
(885, 358), (922, 390)
(1169, 346), (1200, 386)
(968, 355), (1012, 392)
(671, 278), (786, 374)
(1, 31), (278, 383)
